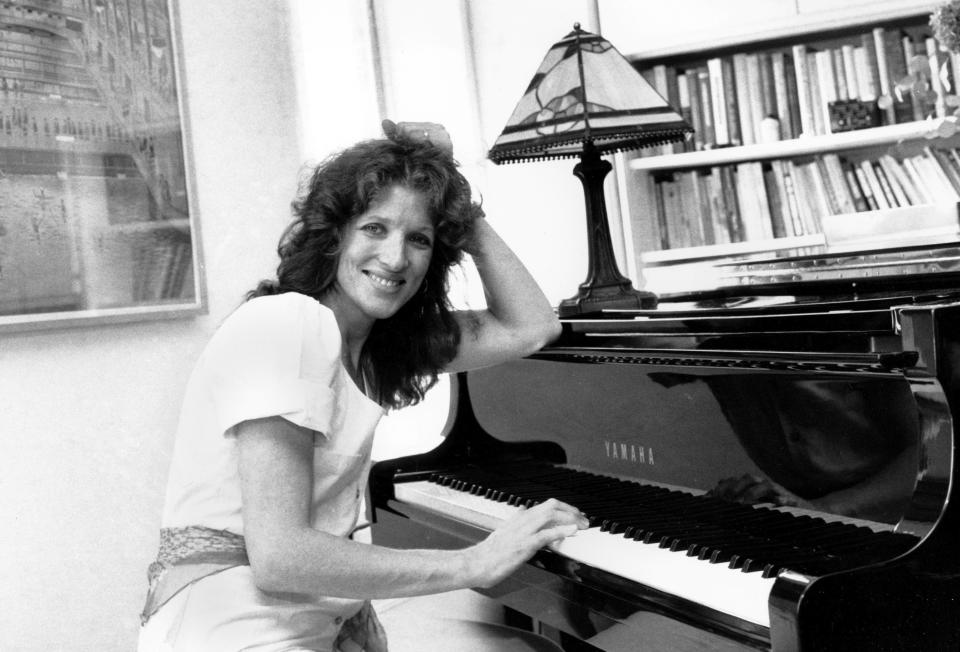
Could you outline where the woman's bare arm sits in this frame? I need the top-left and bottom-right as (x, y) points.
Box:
(445, 218), (561, 373)
(236, 416), (585, 598)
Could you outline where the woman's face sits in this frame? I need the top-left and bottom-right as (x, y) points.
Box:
(328, 184), (434, 331)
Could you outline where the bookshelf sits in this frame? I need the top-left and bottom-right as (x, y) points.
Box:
(615, 4), (960, 293)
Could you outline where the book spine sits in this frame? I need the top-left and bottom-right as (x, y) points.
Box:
(744, 53), (766, 142)
(841, 44), (860, 101)
(858, 159), (891, 209)
(732, 53), (756, 145)
(707, 58), (729, 147)
(832, 47), (850, 101)
(807, 51), (826, 135)
(872, 28), (896, 125)
(843, 165), (870, 212)
(762, 162), (788, 237)
(721, 57), (742, 146)
(771, 51), (793, 140)
(814, 49), (836, 133)
(696, 67), (716, 149)
(685, 70), (705, 152)
(853, 44), (876, 102)
(791, 45), (816, 137)
(873, 159), (908, 207)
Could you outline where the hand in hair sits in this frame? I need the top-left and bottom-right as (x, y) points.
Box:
(382, 119), (453, 155)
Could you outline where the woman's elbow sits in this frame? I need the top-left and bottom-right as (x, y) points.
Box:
(246, 540), (303, 593)
(523, 313), (562, 353)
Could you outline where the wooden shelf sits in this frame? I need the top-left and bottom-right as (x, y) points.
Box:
(624, 2), (936, 62)
(629, 119), (959, 172)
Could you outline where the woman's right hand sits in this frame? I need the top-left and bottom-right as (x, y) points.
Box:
(467, 498), (589, 589)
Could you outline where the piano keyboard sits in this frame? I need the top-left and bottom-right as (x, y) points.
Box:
(393, 463), (919, 629)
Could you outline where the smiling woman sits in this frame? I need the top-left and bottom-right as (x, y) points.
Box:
(137, 122), (573, 651)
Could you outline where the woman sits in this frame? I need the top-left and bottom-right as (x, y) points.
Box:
(138, 121), (586, 651)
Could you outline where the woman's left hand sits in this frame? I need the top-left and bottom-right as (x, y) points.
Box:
(382, 119), (453, 155)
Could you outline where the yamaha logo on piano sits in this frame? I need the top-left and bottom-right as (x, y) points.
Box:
(604, 440), (655, 465)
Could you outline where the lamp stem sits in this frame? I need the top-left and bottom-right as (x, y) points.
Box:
(558, 141), (658, 316)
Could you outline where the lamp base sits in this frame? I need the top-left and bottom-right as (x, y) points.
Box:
(558, 281), (658, 317)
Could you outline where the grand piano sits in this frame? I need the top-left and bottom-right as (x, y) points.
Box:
(368, 240), (960, 651)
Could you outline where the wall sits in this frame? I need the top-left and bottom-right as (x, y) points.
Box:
(0, 1), (306, 649)
(0, 0), (633, 649)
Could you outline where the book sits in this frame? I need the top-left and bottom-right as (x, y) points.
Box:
(705, 169), (731, 244)
(676, 170), (706, 246)
(762, 163), (788, 238)
(814, 49), (836, 134)
(870, 160), (901, 208)
(783, 52), (803, 139)
(853, 44), (877, 102)
(735, 162), (774, 240)
(900, 35), (925, 121)
(718, 165), (743, 242)
(927, 147), (960, 195)
(871, 27), (897, 125)
(820, 153), (858, 214)
(759, 52), (778, 123)
(652, 64), (678, 154)
(832, 47), (850, 101)
(676, 73), (693, 153)
(872, 159), (908, 208)
(696, 67), (716, 149)
(732, 53), (755, 146)
(744, 53), (766, 142)
(842, 164), (871, 212)
(807, 51), (825, 135)
(857, 159), (891, 209)
(721, 57), (741, 146)
(771, 51), (793, 140)
(775, 160), (806, 235)
(852, 164), (881, 210)
(644, 173), (667, 250)
(879, 154), (924, 206)
(841, 44), (860, 101)
(791, 44), (816, 137)
(900, 155), (937, 204)
(917, 148), (960, 200)
(695, 170), (717, 245)
(684, 70), (705, 152)
(882, 30), (915, 123)
(813, 156), (842, 214)
(707, 58), (729, 147)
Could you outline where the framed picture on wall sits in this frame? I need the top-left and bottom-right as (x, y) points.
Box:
(0, 0), (203, 332)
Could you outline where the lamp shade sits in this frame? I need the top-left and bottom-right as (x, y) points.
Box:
(488, 24), (692, 164)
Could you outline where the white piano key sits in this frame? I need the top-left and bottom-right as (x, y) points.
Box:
(395, 480), (774, 628)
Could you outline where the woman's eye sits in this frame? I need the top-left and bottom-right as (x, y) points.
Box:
(409, 234), (433, 248)
(360, 223), (384, 235)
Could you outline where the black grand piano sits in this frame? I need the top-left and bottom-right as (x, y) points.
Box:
(368, 240), (960, 651)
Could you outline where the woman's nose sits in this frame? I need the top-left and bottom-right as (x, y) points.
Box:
(377, 234), (408, 270)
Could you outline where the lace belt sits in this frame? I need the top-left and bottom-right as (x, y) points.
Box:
(140, 526), (387, 650)
(140, 526), (249, 625)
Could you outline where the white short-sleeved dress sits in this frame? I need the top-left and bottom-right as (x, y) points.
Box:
(138, 292), (385, 652)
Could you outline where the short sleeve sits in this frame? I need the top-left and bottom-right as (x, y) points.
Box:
(202, 293), (344, 437)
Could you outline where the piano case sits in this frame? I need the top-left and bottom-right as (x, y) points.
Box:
(369, 244), (960, 651)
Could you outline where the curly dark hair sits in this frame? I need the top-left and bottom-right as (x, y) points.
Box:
(247, 136), (482, 409)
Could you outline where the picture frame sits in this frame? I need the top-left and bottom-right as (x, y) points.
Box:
(0, 0), (204, 333)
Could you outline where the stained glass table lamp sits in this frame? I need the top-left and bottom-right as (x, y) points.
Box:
(489, 23), (692, 315)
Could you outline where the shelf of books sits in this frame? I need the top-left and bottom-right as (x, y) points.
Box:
(622, 7), (960, 286)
